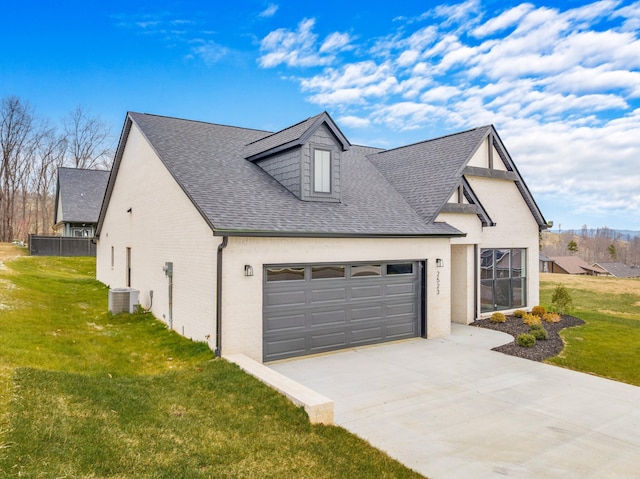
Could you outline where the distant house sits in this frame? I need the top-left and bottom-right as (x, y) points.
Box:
(96, 111), (547, 363)
(549, 256), (606, 275)
(592, 262), (640, 278)
(539, 253), (555, 273)
(54, 167), (110, 237)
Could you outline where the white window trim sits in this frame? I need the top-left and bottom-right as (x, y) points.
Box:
(313, 149), (331, 193)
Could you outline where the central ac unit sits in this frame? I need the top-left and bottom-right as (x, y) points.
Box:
(108, 288), (140, 314)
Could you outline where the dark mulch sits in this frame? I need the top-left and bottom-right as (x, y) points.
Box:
(471, 314), (585, 362)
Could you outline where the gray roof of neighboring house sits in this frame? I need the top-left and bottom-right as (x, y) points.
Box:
(593, 262), (640, 278)
(550, 256), (605, 275)
(55, 167), (110, 224)
(98, 111), (547, 239)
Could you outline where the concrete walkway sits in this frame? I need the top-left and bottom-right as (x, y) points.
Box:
(270, 324), (640, 479)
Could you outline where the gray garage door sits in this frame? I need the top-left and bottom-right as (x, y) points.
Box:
(263, 261), (423, 362)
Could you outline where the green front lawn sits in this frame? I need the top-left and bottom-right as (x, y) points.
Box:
(0, 250), (423, 478)
(540, 273), (640, 386)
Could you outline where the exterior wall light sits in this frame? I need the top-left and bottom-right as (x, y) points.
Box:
(436, 258), (444, 268)
(244, 265), (254, 277)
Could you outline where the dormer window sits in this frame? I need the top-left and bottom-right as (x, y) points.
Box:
(314, 149), (331, 193)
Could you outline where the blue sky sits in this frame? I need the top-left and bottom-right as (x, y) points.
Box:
(2, 0), (639, 231)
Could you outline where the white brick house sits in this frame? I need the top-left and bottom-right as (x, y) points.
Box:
(96, 112), (547, 363)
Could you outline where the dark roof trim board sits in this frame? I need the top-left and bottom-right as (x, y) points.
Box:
(211, 228), (465, 238)
(244, 111), (350, 161)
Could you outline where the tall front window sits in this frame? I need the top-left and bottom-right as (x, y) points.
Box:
(480, 249), (526, 312)
(314, 149), (331, 193)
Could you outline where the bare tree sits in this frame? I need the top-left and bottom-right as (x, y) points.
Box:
(64, 105), (112, 169)
(32, 125), (66, 234)
(0, 96), (35, 242)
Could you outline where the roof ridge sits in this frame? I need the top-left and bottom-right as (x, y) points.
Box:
(244, 112), (324, 147)
(129, 111), (273, 135)
(374, 125), (493, 155)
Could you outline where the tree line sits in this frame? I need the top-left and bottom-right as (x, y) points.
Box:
(0, 96), (112, 242)
(542, 226), (640, 267)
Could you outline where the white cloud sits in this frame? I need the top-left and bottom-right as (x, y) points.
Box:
(259, 4), (279, 18)
(187, 40), (229, 65)
(260, 0), (640, 229)
(320, 32), (352, 53)
(472, 3), (535, 37)
(258, 18), (352, 68)
(338, 115), (371, 128)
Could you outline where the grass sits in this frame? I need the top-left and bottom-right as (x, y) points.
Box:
(0, 245), (423, 478)
(540, 272), (640, 386)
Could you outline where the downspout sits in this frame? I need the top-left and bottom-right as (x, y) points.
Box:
(215, 236), (228, 358)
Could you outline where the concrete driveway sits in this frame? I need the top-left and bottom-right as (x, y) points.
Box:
(270, 324), (640, 479)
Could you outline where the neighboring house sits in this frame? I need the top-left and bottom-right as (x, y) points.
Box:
(539, 253), (555, 273)
(549, 256), (605, 275)
(593, 262), (640, 278)
(96, 112), (547, 363)
(54, 167), (110, 237)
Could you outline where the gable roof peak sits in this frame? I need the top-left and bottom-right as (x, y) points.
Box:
(244, 111), (350, 161)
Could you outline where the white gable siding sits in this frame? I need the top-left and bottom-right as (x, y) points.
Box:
(96, 123), (217, 347)
(220, 236), (452, 362)
(466, 137), (508, 171)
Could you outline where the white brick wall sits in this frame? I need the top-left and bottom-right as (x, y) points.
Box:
(96, 122), (218, 347)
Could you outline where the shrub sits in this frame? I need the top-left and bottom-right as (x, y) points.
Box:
(551, 284), (573, 314)
(543, 312), (562, 323)
(490, 312), (506, 323)
(513, 309), (526, 318)
(530, 327), (548, 340)
(522, 313), (541, 325)
(517, 333), (536, 348)
(531, 305), (547, 317)
(529, 323), (543, 331)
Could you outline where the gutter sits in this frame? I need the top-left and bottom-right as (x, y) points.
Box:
(215, 236), (228, 357)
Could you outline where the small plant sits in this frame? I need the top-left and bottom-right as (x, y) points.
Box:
(517, 333), (536, 348)
(490, 312), (506, 323)
(530, 326), (548, 340)
(522, 313), (541, 325)
(543, 312), (562, 323)
(550, 284), (573, 314)
(529, 323), (543, 331)
(531, 305), (547, 317)
(513, 309), (526, 318)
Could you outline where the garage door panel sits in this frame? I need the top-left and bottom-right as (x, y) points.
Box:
(311, 309), (347, 326)
(350, 326), (384, 343)
(264, 290), (306, 307)
(264, 261), (421, 361)
(310, 331), (348, 350)
(386, 322), (417, 338)
(264, 337), (307, 358)
(265, 313), (307, 331)
(386, 302), (416, 316)
(311, 287), (347, 302)
(386, 282), (417, 296)
(350, 284), (383, 299)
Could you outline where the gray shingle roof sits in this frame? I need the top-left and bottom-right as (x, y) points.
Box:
(369, 126), (491, 223)
(55, 167), (110, 224)
(593, 262), (640, 278)
(123, 113), (462, 237)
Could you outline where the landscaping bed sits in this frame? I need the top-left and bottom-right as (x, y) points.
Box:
(471, 314), (585, 362)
